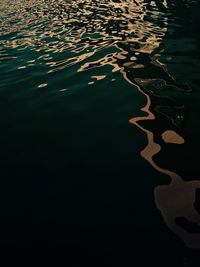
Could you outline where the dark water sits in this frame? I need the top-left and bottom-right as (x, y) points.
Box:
(0, 0), (200, 264)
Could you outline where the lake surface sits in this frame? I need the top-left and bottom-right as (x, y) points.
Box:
(0, 0), (200, 264)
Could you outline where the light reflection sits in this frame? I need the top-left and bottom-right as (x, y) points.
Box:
(1, 0), (200, 249)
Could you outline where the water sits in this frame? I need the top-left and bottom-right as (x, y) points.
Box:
(0, 0), (200, 264)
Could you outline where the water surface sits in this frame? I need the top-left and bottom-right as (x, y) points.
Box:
(1, 0), (200, 263)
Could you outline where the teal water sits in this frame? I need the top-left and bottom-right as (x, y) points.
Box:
(0, 0), (200, 264)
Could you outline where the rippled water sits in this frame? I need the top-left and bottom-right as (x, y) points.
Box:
(1, 0), (200, 261)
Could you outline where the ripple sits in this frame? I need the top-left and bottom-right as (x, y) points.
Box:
(0, 0), (168, 78)
(1, 0), (200, 250)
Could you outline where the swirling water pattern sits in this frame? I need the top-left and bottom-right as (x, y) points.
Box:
(1, 0), (200, 251)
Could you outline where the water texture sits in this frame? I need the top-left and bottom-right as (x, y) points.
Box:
(1, 0), (200, 258)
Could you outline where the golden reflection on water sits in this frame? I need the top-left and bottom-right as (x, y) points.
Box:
(129, 95), (200, 248)
(1, 0), (200, 249)
(161, 130), (185, 144)
(0, 0), (168, 76)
